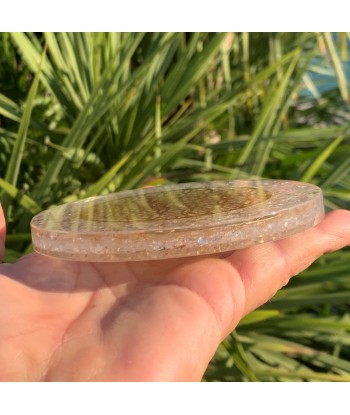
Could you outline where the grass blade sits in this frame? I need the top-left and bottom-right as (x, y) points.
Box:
(323, 32), (350, 105)
(300, 135), (344, 182)
(1, 46), (45, 215)
(237, 52), (300, 166)
(0, 178), (41, 214)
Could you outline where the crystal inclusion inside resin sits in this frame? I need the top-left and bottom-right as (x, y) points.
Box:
(31, 180), (324, 261)
(77, 187), (272, 225)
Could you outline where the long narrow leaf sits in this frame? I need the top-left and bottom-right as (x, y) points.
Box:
(323, 32), (350, 105)
(0, 178), (41, 214)
(1, 47), (45, 215)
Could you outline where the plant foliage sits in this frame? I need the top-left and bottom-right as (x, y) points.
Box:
(1, 32), (350, 381)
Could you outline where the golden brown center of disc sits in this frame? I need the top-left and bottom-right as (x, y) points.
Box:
(78, 186), (272, 224)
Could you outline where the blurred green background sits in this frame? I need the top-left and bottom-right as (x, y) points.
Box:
(1, 32), (350, 381)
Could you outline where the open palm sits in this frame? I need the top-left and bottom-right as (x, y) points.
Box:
(0, 208), (349, 381)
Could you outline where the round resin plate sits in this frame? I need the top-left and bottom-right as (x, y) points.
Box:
(31, 180), (325, 262)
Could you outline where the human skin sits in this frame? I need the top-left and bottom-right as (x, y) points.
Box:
(0, 203), (350, 381)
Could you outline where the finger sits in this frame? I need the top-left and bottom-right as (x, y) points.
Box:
(225, 209), (350, 315)
(0, 203), (5, 262)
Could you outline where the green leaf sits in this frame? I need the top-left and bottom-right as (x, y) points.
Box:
(301, 135), (344, 182)
(1, 46), (45, 215)
(0, 178), (41, 214)
(238, 310), (281, 327)
(323, 32), (350, 105)
(224, 332), (258, 381)
(256, 369), (350, 382)
(238, 51), (300, 166)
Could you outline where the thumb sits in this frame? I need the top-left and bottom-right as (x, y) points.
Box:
(0, 203), (6, 262)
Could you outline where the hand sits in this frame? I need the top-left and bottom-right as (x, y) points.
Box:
(0, 204), (349, 381)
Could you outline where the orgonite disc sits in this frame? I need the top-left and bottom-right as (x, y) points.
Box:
(30, 180), (325, 262)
